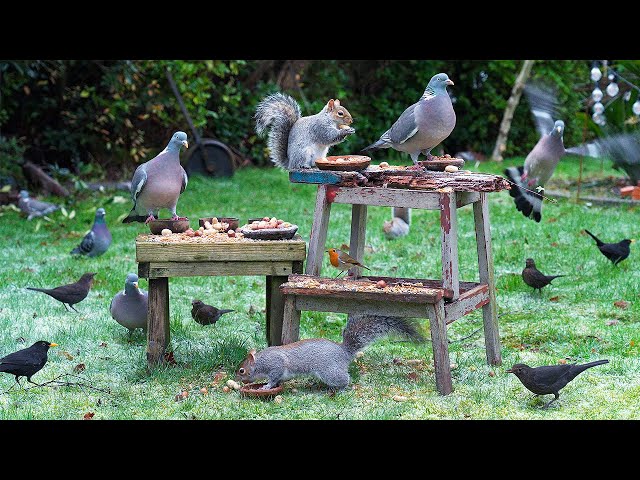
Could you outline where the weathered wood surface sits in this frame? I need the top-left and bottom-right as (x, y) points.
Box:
(427, 300), (453, 395)
(305, 184), (332, 276)
(138, 261), (296, 279)
(349, 204), (367, 277)
(440, 192), (460, 300)
(328, 187), (480, 210)
(147, 277), (170, 368)
(290, 167), (510, 192)
(292, 295), (433, 318)
(136, 235), (306, 263)
(266, 275), (287, 346)
(443, 284), (490, 324)
(359, 275), (481, 299)
(473, 193), (502, 366)
(281, 274), (444, 304)
(281, 296), (301, 344)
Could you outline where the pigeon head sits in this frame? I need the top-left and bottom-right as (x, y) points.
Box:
(423, 73), (454, 99)
(525, 258), (536, 268)
(167, 131), (189, 152)
(19, 190), (30, 199)
(124, 273), (139, 293)
(506, 363), (531, 377)
(95, 207), (106, 222)
(551, 120), (565, 137)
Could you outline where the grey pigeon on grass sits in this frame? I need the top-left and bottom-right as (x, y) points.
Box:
(122, 131), (189, 224)
(17, 190), (59, 220)
(361, 72), (456, 164)
(71, 207), (112, 257)
(110, 273), (148, 335)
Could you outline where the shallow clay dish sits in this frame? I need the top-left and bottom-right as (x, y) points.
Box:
(418, 156), (465, 171)
(199, 216), (239, 231)
(315, 155), (371, 171)
(148, 218), (190, 235)
(240, 382), (284, 398)
(240, 224), (298, 240)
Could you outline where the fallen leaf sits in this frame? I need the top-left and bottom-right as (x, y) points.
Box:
(99, 342), (108, 347)
(392, 395), (408, 402)
(558, 359), (567, 364)
(61, 351), (74, 361)
(164, 351), (177, 365)
(547, 217), (558, 223)
(0, 185), (11, 193)
(488, 371), (496, 377)
(405, 359), (423, 366)
(74, 363), (86, 373)
(406, 372), (419, 382)
(606, 320), (620, 326)
(550, 242), (559, 247)
(614, 300), (630, 309)
(631, 340), (636, 347)
(549, 296), (560, 302)
(83, 412), (95, 420)
(222, 386), (231, 393)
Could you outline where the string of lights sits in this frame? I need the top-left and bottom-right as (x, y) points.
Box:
(589, 61), (640, 126)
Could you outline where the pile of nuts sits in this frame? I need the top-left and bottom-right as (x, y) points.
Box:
(245, 217), (292, 230)
(203, 218), (229, 232)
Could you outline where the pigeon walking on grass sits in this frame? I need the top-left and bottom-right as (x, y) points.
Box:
(584, 229), (634, 266)
(122, 131), (189, 224)
(0, 340), (58, 386)
(191, 300), (234, 326)
(110, 273), (148, 335)
(70, 207), (112, 257)
(26, 272), (96, 312)
(17, 190), (59, 220)
(521, 258), (565, 293)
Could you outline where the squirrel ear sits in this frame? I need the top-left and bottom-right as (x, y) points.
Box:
(248, 348), (257, 362)
(334, 99), (341, 107)
(327, 99), (335, 111)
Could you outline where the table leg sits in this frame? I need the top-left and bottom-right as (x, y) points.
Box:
(427, 299), (452, 395)
(349, 204), (367, 278)
(306, 184), (333, 276)
(473, 193), (502, 366)
(440, 191), (460, 300)
(147, 277), (170, 369)
(266, 275), (287, 346)
(281, 295), (301, 344)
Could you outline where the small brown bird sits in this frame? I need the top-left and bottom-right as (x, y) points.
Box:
(191, 299), (234, 326)
(507, 359), (609, 409)
(326, 248), (370, 278)
(521, 258), (565, 293)
(26, 272), (97, 312)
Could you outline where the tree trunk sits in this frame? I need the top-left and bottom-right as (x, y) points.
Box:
(22, 161), (70, 197)
(490, 60), (535, 162)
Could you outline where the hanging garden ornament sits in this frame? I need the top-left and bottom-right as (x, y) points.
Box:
(593, 102), (605, 114)
(606, 72), (619, 97)
(633, 99), (640, 116)
(590, 64), (602, 82)
(592, 112), (605, 125)
(623, 90), (632, 102)
(592, 87), (603, 102)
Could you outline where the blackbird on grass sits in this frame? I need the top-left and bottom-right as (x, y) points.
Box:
(522, 258), (565, 293)
(0, 340), (58, 386)
(506, 359), (609, 409)
(26, 272), (96, 312)
(191, 300), (234, 326)
(584, 229), (634, 266)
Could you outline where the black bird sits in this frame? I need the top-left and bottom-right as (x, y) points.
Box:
(584, 229), (635, 266)
(522, 258), (565, 293)
(191, 299), (234, 326)
(507, 359), (609, 409)
(26, 272), (97, 312)
(0, 340), (58, 386)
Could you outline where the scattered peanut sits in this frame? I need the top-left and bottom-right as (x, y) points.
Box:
(161, 228), (172, 236)
(227, 379), (241, 390)
(392, 395), (408, 402)
(444, 165), (459, 173)
(274, 395), (284, 404)
(222, 386), (231, 393)
(379, 162), (390, 168)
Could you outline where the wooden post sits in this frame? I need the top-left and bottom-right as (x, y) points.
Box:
(473, 193), (502, 366)
(305, 184), (333, 276)
(440, 191), (460, 300)
(348, 204), (367, 277)
(281, 295), (301, 344)
(147, 277), (170, 368)
(266, 275), (288, 346)
(427, 300), (452, 395)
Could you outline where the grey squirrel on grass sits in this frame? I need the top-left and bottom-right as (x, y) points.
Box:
(254, 92), (356, 170)
(235, 314), (423, 390)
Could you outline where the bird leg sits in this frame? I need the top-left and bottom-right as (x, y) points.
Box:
(69, 304), (79, 313)
(171, 214), (188, 221)
(409, 152), (421, 165)
(333, 270), (347, 279)
(27, 377), (42, 387)
(62, 302), (70, 312)
(144, 214), (157, 224)
(542, 393), (559, 409)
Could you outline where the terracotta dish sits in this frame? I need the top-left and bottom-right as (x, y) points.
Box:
(315, 155), (371, 171)
(418, 156), (465, 171)
(240, 382), (284, 398)
(148, 218), (190, 235)
(199, 216), (239, 231)
(240, 224), (298, 240)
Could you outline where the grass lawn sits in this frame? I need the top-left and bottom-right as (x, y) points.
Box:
(0, 155), (638, 420)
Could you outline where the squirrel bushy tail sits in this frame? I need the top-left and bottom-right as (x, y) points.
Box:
(254, 92), (301, 169)
(341, 314), (423, 357)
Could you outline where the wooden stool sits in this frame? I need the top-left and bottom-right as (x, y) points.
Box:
(280, 168), (509, 394)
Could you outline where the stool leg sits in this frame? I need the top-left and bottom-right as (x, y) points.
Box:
(306, 184), (333, 276)
(473, 193), (502, 366)
(349, 204), (367, 278)
(147, 277), (170, 369)
(266, 275), (288, 346)
(281, 295), (301, 344)
(440, 192), (460, 300)
(427, 299), (452, 395)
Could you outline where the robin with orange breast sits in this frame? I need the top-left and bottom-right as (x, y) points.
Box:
(326, 248), (371, 278)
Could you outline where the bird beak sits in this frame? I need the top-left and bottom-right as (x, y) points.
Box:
(49, 343), (59, 347)
(631, 239), (636, 243)
(182, 140), (189, 149)
(505, 368), (513, 373)
(556, 126), (562, 133)
(133, 282), (139, 289)
(446, 79), (454, 86)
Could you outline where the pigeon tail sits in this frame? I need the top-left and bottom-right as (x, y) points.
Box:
(122, 210), (147, 224)
(70, 246), (82, 255)
(505, 166), (542, 222)
(584, 229), (604, 247)
(361, 138), (390, 153)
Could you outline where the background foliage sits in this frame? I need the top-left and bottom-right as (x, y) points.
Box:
(1, 60), (639, 181)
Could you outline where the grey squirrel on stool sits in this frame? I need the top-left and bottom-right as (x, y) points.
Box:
(236, 314), (423, 390)
(254, 92), (356, 170)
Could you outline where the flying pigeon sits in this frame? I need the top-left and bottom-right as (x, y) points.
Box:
(110, 273), (148, 335)
(70, 207), (112, 257)
(17, 190), (59, 220)
(122, 131), (189, 224)
(361, 72), (456, 164)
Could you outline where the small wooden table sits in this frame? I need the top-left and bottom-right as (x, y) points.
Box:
(135, 234), (306, 368)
